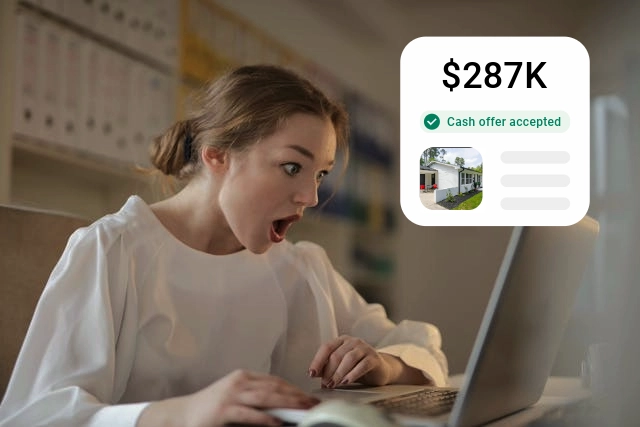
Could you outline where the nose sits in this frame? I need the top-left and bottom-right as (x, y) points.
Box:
(294, 179), (319, 208)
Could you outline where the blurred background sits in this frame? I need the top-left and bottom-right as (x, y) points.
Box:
(0, 0), (638, 422)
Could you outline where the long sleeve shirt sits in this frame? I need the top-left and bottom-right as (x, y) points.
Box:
(0, 195), (448, 426)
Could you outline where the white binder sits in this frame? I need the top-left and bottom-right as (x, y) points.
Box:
(128, 62), (150, 167)
(109, 52), (133, 163)
(39, 19), (63, 145)
(122, 0), (142, 53)
(146, 69), (166, 143)
(59, 27), (83, 150)
(77, 38), (102, 157)
(13, 11), (42, 140)
(111, 0), (128, 46)
(161, 0), (179, 68)
(95, 46), (117, 159)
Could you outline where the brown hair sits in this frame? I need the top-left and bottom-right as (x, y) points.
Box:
(149, 65), (349, 181)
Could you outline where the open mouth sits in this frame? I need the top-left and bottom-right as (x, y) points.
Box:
(270, 214), (301, 243)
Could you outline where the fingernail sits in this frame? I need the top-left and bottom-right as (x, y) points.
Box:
(308, 369), (316, 377)
(340, 378), (349, 385)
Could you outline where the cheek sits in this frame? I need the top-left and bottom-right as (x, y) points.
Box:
(219, 178), (266, 231)
(220, 165), (289, 221)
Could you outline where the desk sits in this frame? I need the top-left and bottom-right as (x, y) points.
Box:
(448, 375), (590, 426)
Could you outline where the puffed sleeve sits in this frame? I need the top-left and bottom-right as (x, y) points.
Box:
(0, 224), (148, 426)
(295, 241), (448, 387)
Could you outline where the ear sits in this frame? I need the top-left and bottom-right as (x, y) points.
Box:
(201, 146), (228, 173)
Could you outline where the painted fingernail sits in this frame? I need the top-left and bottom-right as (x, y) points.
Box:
(308, 369), (317, 377)
(340, 378), (349, 385)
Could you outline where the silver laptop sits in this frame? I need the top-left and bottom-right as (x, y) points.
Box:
(292, 215), (599, 426)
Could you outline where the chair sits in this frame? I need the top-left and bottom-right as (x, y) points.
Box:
(0, 204), (89, 398)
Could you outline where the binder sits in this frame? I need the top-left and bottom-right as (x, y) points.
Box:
(77, 38), (102, 157)
(13, 11), (42, 140)
(39, 19), (63, 145)
(109, 52), (132, 163)
(128, 62), (150, 167)
(161, 0), (179, 68)
(59, 27), (83, 150)
(123, 0), (143, 53)
(95, 46), (117, 159)
(148, 0), (165, 64)
(138, 69), (175, 167)
(111, 0), (128, 45)
(138, 0), (155, 61)
(144, 68), (163, 155)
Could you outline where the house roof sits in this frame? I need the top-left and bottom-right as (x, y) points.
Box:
(420, 165), (437, 171)
(459, 166), (482, 174)
(427, 161), (460, 170)
(427, 161), (482, 174)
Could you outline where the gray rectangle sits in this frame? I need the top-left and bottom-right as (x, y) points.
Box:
(501, 175), (570, 187)
(501, 151), (570, 164)
(501, 198), (570, 210)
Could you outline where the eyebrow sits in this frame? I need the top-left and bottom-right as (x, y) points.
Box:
(286, 144), (335, 166)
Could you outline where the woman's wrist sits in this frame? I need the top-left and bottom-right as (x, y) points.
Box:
(137, 398), (185, 427)
(379, 353), (431, 385)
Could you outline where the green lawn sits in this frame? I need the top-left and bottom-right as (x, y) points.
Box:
(453, 192), (483, 210)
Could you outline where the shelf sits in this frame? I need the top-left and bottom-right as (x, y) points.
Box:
(17, 0), (178, 76)
(12, 134), (155, 186)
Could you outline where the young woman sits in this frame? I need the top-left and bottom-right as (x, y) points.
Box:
(0, 65), (447, 427)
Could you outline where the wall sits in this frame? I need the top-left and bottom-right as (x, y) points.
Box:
(431, 164), (458, 194)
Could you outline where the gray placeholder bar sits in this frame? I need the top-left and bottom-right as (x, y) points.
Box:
(501, 175), (570, 187)
(501, 198), (570, 210)
(501, 151), (570, 164)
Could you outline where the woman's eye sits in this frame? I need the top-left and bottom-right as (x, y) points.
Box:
(316, 171), (329, 182)
(282, 163), (301, 176)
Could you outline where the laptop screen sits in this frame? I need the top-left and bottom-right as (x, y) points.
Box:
(450, 216), (599, 427)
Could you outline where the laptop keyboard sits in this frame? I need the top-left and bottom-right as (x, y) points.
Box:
(371, 388), (458, 417)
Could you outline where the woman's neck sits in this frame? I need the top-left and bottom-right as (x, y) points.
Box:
(150, 183), (243, 255)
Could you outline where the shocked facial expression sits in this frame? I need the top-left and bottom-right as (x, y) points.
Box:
(218, 113), (337, 254)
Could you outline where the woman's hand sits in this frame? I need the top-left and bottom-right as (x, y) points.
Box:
(137, 369), (319, 427)
(308, 335), (402, 388)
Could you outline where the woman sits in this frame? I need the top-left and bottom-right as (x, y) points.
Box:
(0, 65), (447, 426)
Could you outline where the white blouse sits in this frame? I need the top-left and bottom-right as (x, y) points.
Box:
(0, 196), (448, 426)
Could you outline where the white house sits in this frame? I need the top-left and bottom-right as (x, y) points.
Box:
(420, 161), (482, 203)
